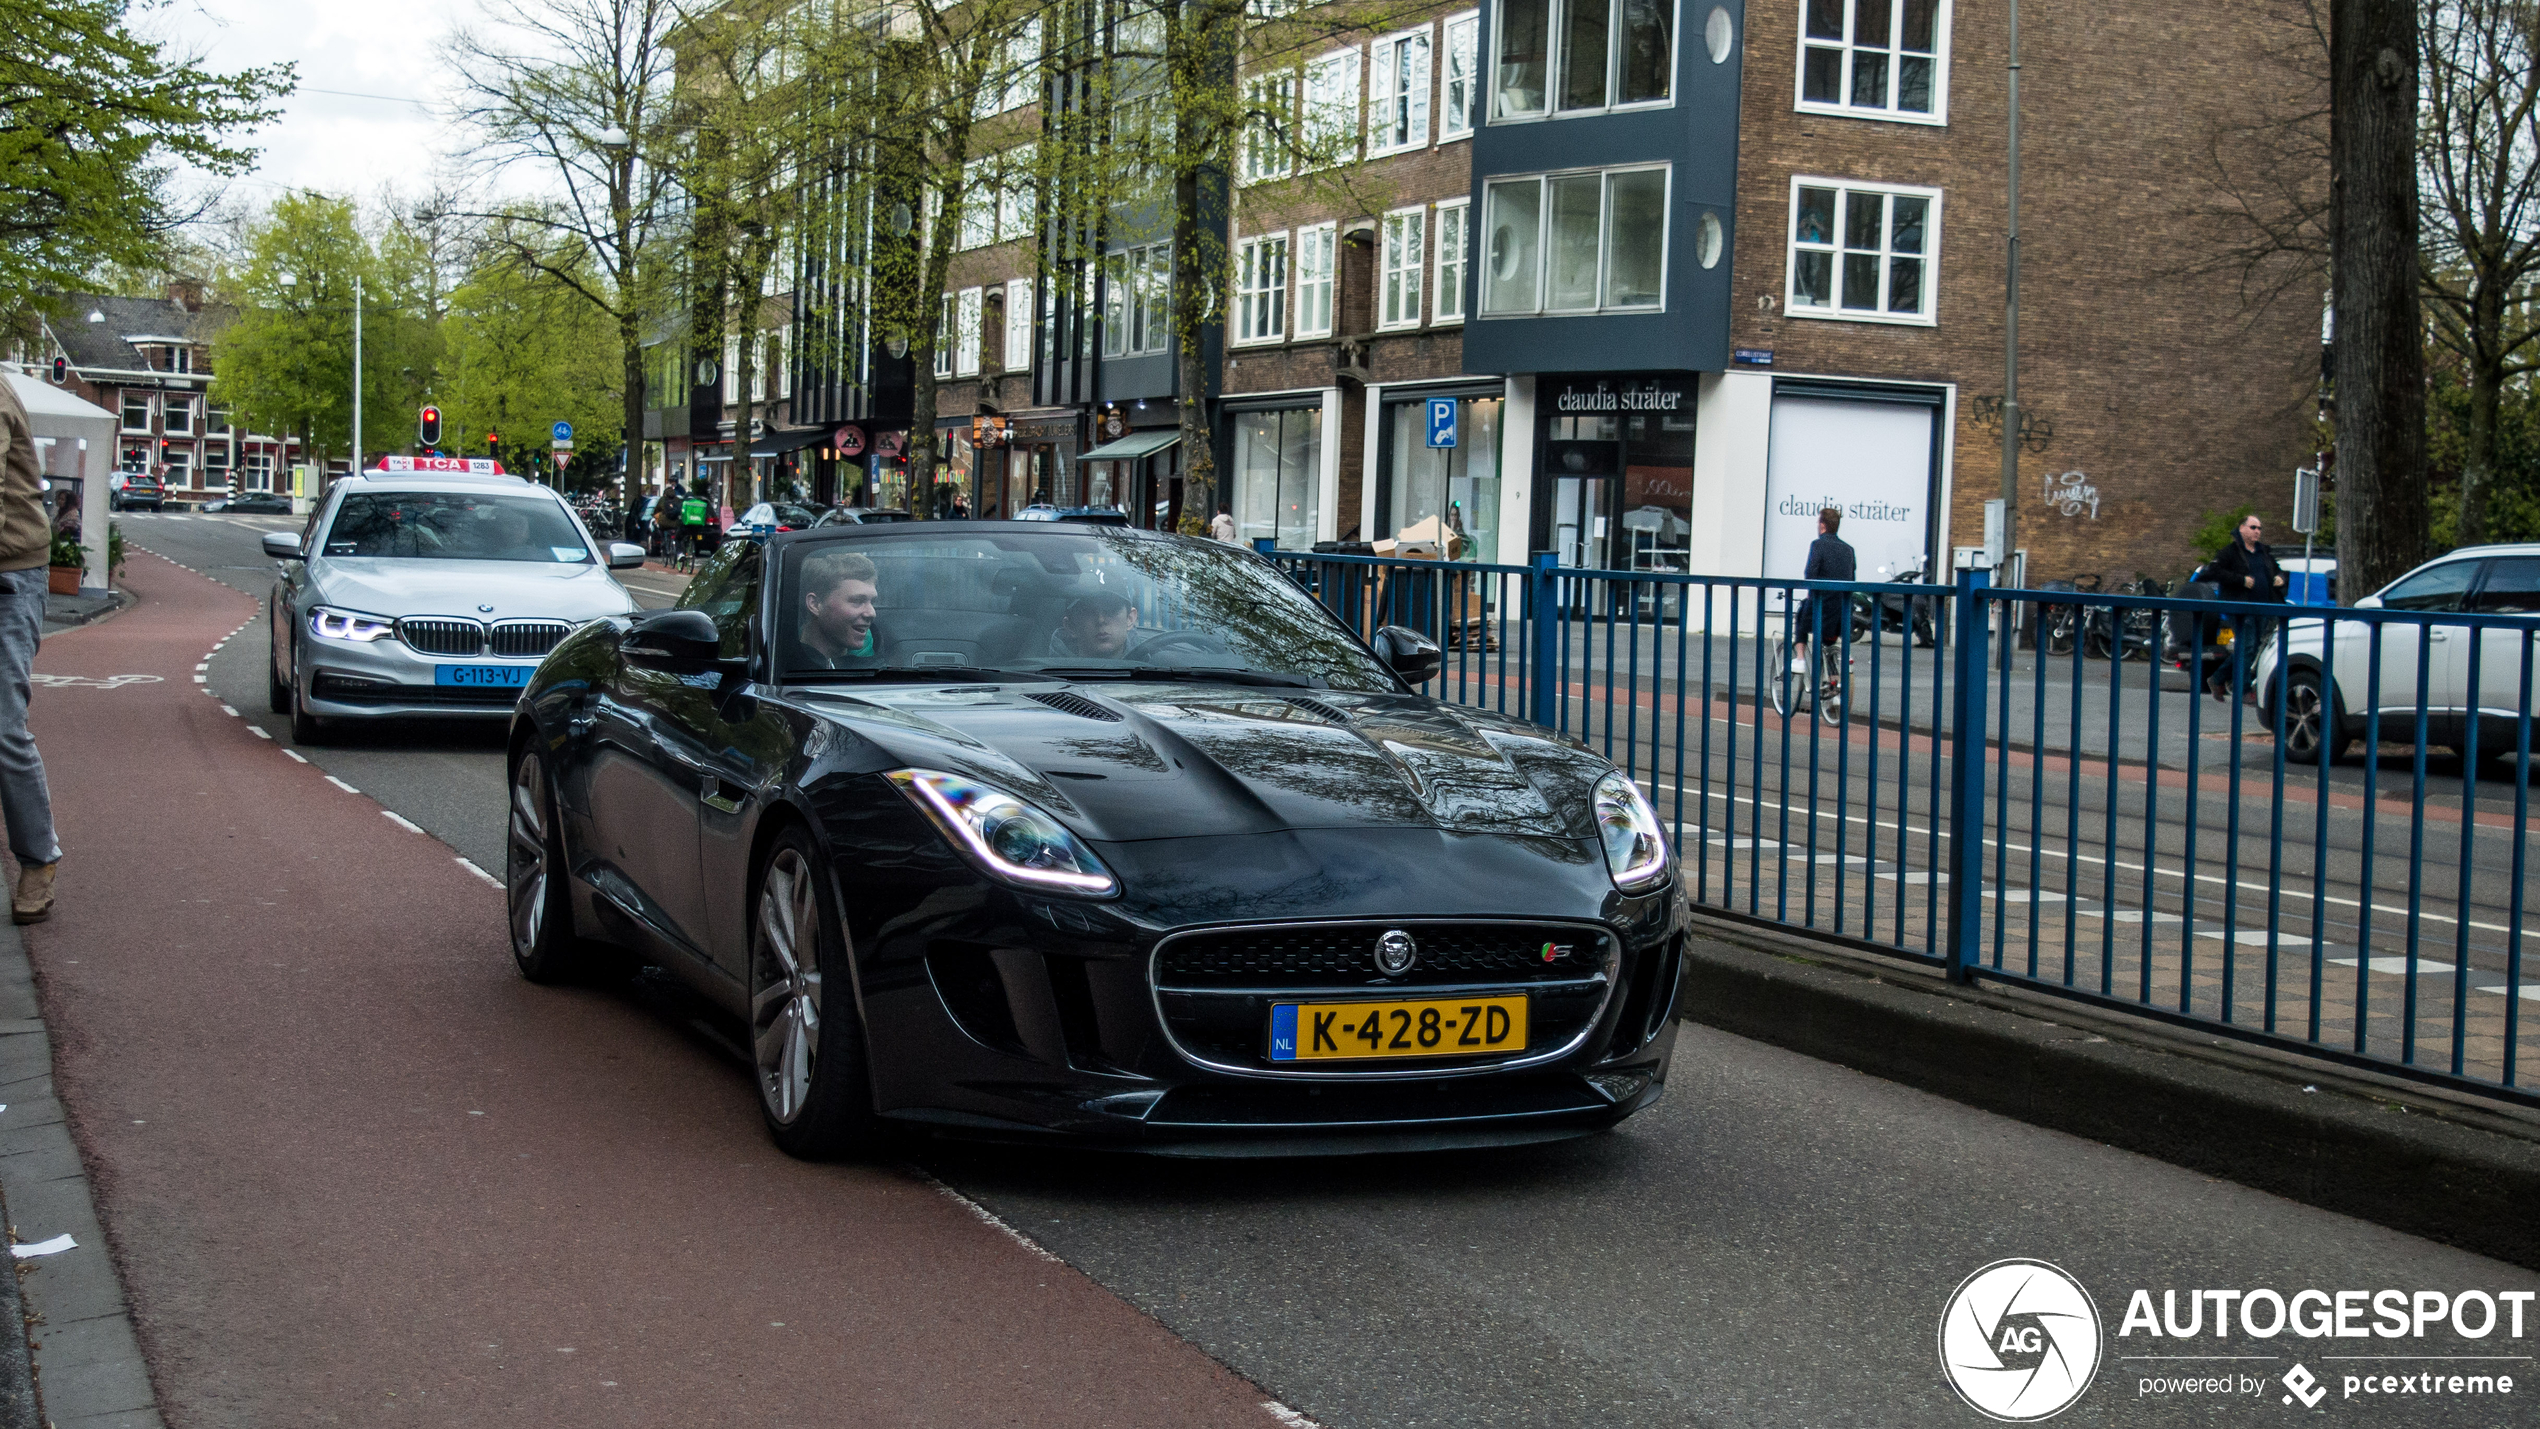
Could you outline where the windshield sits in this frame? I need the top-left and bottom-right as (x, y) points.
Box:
(774, 528), (1397, 690)
(322, 491), (591, 562)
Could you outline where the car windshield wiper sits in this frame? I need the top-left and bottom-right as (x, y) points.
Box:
(1034, 665), (1320, 689)
(784, 666), (1010, 683)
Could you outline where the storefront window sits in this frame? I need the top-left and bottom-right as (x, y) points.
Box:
(1538, 375), (1693, 571)
(1383, 395), (1502, 561)
(1232, 408), (1322, 550)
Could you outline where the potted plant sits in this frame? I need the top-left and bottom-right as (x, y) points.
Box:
(46, 531), (82, 595)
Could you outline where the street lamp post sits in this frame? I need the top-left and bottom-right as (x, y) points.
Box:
(2000, 0), (2022, 632)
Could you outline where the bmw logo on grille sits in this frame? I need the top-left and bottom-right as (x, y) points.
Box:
(1373, 929), (1418, 976)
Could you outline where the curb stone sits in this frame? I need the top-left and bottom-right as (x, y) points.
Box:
(1676, 918), (2540, 1271)
(0, 921), (162, 1428)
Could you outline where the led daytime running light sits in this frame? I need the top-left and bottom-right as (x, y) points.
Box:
(1594, 771), (1671, 892)
(310, 606), (396, 642)
(887, 769), (1117, 896)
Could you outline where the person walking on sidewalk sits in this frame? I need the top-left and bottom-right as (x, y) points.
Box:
(0, 379), (61, 923)
(2206, 511), (2286, 701)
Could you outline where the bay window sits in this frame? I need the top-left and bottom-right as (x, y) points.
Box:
(1479, 164), (1668, 315)
(1493, 0), (1673, 119)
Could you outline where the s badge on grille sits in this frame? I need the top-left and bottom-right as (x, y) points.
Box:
(1374, 928), (1418, 976)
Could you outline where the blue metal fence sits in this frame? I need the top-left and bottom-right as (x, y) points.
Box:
(1264, 547), (2538, 1105)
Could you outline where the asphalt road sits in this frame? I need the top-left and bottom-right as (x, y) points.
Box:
(63, 513), (2533, 1428)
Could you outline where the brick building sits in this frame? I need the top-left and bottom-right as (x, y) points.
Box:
(787, 0), (2315, 582)
(13, 284), (304, 505)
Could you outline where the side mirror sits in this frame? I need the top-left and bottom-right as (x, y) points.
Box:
(606, 542), (647, 570)
(261, 531), (303, 561)
(2351, 594), (2383, 610)
(621, 608), (723, 672)
(1371, 624), (1442, 685)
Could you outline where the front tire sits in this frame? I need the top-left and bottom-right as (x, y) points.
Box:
(752, 827), (884, 1160)
(289, 652), (325, 745)
(267, 627), (291, 715)
(506, 747), (591, 983)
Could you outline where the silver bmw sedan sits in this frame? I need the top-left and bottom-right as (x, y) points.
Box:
(262, 471), (646, 742)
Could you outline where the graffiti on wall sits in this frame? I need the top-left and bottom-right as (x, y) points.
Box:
(2044, 470), (2100, 520)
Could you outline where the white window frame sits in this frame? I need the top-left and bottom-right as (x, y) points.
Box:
(1794, 0), (1950, 126)
(1004, 277), (1033, 372)
(1441, 10), (1481, 139)
(1782, 174), (1942, 326)
(1368, 26), (1433, 157)
(1488, 0), (1679, 122)
(1295, 223), (1337, 339)
(1302, 48), (1361, 169)
(958, 157), (997, 250)
(1234, 232), (1291, 345)
(1476, 163), (1672, 316)
(996, 144), (1038, 242)
(935, 293), (956, 376)
(162, 395), (193, 435)
(1433, 198), (1470, 322)
(955, 287), (984, 376)
(1240, 70), (1299, 184)
(1101, 243), (1173, 357)
(120, 393), (150, 434)
(1379, 207), (1426, 329)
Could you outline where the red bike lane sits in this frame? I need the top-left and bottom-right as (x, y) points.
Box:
(24, 551), (1281, 1427)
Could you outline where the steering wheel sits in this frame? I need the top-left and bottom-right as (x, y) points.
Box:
(1131, 629), (1225, 660)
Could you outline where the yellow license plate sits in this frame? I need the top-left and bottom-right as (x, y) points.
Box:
(1268, 995), (1529, 1063)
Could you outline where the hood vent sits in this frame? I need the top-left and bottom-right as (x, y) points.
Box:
(1024, 689), (1123, 722)
(1285, 697), (1351, 725)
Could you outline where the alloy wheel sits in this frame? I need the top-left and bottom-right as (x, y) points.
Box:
(507, 752), (549, 955)
(2283, 678), (2325, 760)
(753, 847), (823, 1125)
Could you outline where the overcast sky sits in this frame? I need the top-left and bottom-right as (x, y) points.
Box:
(155, 0), (480, 206)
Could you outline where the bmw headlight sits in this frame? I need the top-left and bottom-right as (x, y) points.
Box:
(310, 606), (396, 642)
(1593, 771), (1670, 893)
(887, 769), (1118, 897)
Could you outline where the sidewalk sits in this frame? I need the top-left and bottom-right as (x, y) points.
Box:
(16, 550), (1285, 1426)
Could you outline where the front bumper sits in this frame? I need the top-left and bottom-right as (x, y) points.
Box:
(302, 634), (534, 720)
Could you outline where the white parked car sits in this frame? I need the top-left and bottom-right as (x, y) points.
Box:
(262, 471), (646, 743)
(2258, 544), (2540, 765)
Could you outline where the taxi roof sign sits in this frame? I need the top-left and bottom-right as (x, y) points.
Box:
(366, 456), (510, 475)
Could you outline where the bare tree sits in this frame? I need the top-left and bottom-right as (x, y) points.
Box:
(2330, 0), (2432, 596)
(2418, 0), (2540, 547)
(450, 0), (682, 492)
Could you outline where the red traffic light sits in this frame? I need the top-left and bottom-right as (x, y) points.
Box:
(47, 356), (66, 384)
(419, 405), (443, 447)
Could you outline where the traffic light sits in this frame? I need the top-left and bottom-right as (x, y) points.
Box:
(47, 356), (66, 384)
(419, 405), (442, 448)
(486, 431), (502, 465)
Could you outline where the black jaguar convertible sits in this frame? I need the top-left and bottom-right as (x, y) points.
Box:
(506, 522), (1688, 1157)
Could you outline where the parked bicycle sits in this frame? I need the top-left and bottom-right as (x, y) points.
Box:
(2085, 575), (2163, 661)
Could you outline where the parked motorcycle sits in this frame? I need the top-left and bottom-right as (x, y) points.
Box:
(1850, 553), (1941, 647)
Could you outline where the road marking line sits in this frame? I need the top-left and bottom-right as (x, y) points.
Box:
(248, 727), (270, 739)
(281, 749), (307, 763)
(2328, 955), (2461, 976)
(324, 774), (359, 794)
(190, 675), (205, 683)
(454, 857), (501, 888)
(914, 1171), (1061, 1263)
(193, 663), (206, 671)
(219, 705), (237, 716)
(382, 811), (425, 835)
(2472, 984), (2540, 1001)
(1262, 1404), (1325, 1428)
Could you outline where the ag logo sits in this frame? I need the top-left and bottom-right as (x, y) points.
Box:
(1939, 1259), (2101, 1421)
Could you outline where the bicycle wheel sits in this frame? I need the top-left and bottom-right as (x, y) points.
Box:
(1816, 661), (1847, 727)
(1771, 639), (1805, 718)
(2042, 605), (2080, 656)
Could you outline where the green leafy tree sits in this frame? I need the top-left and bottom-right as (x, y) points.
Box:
(440, 245), (623, 491)
(0, 0), (289, 320)
(209, 194), (441, 471)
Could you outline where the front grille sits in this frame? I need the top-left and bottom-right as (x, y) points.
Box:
(1157, 922), (1606, 989)
(398, 618), (483, 656)
(488, 620), (572, 658)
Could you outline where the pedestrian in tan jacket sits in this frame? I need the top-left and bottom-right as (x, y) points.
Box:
(0, 376), (62, 923)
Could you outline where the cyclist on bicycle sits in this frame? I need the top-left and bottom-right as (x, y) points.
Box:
(1799, 506), (1856, 699)
(676, 482), (716, 572)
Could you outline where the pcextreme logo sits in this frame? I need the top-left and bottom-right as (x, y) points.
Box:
(1940, 1259), (2104, 1422)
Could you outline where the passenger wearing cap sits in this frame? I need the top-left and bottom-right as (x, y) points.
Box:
(1049, 589), (1140, 658)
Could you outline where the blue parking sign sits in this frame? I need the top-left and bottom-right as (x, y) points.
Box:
(1427, 397), (1457, 448)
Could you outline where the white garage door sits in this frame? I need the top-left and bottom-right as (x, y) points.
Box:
(1762, 395), (1936, 605)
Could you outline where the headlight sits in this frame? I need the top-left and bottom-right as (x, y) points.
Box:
(1593, 771), (1670, 893)
(887, 769), (1118, 897)
(310, 606), (396, 642)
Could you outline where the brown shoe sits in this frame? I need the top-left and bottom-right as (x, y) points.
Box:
(12, 862), (56, 925)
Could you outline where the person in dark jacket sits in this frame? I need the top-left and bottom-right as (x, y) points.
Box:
(2205, 512), (2286, 699)
(1799, 507), (1856, 695)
